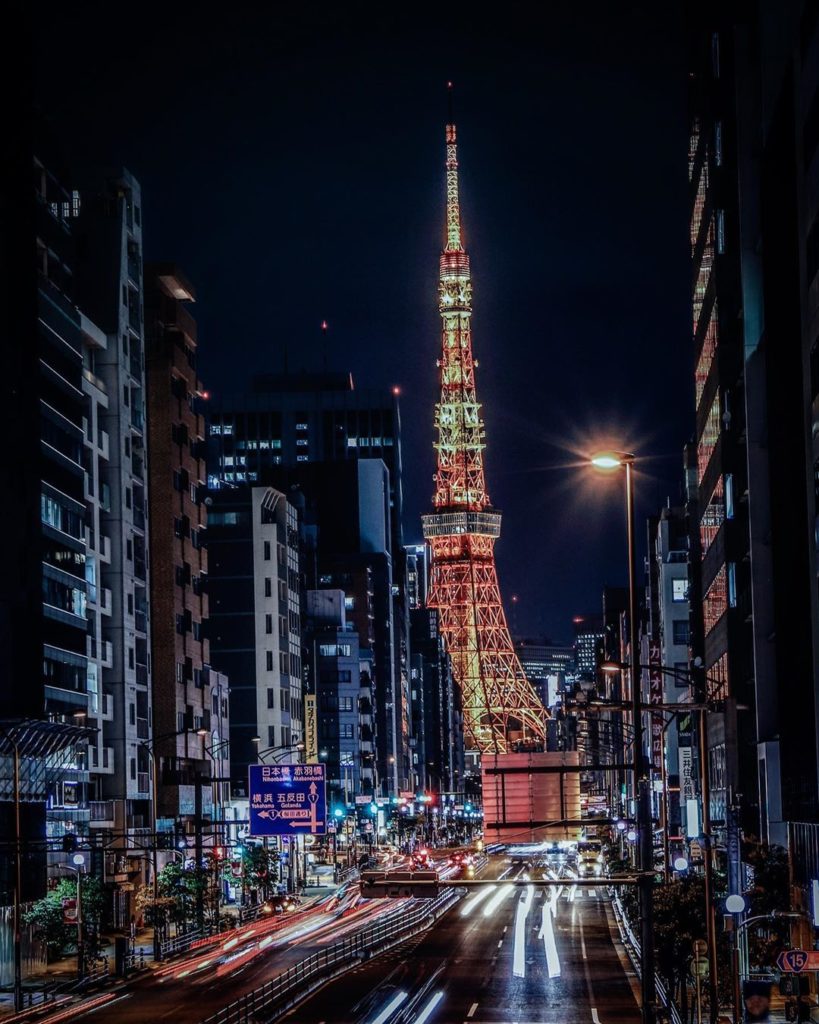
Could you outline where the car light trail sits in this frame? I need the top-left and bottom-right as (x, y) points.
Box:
(414, 989), (445, 1024)
(369, 990), (408, 1024)
(512, 884), (534, 977)
(460, 883), (496, 916)
(482, 883), (514, 918)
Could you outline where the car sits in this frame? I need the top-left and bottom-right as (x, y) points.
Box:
(447, 851), (473, 867)
(577, 840), (604, 877)
(412, 849), (434, 870)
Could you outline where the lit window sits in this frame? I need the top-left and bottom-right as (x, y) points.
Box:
(672, 579), (688, 603)
(297, 455), (308, 462)
(295, 423), (308, 431)
(347, 438), (358, 447)
(296, 439), (308, 447)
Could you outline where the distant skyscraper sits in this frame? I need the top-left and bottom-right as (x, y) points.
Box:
(572, 615), (604, 678)
(404, 543), (429, 610)
(207, 378), (410, 797)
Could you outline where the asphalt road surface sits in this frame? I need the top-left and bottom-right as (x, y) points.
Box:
(281, 875), (641, 1024)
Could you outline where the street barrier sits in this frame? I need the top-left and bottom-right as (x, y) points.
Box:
(610, 889), (683, 1024)
(198, 889), (461, 1024)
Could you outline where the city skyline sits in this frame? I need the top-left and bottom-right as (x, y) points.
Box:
(32, 3), (693, 640)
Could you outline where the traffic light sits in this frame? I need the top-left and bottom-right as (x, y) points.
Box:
(62, 833), (77, 853)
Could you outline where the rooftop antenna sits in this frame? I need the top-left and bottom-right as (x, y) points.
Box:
(321, 320), (328, 371)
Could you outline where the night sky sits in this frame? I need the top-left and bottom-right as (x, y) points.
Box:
(34, 3), (692, 643)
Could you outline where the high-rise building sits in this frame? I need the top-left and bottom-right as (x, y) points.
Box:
(305, 590), (375, 806)
(514, 638), (576, 709)
(410, 608), (463, 796)
(74, 169), (157, 913)
(207, 485), (303, 799)
(572, 615), (604, 678)
(687, 6), (819, 926)
(208, 379), (409, 797)
(405, 543), (429, 611)
(0, 132), (91, 898)
(144, 264), (230, 838)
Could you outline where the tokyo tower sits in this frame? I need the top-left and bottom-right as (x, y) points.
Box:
(422, 105), (546, 754)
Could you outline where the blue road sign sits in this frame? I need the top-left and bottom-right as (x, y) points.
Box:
(776, 948), (809, 973)
(248, 764), (327, 837)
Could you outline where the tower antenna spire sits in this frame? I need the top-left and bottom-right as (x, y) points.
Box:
(444, 83), (463, 253)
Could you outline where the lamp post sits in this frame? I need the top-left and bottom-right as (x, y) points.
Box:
(591, 451), (656, 1024)
(63, 854), (86, 979)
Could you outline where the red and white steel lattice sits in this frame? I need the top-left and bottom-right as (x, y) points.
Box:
(422, 121), (546, 753)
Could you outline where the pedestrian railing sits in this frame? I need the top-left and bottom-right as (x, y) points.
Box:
(199, 888), (461, 1024)
(158, 928), (204, 960)
(610, 890), (683, 1024)
(124, 947), (148, 973)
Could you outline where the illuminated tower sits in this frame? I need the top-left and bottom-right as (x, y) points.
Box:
(422, 109), (546, 753)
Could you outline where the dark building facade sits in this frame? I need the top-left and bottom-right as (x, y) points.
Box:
(0, 126), (88, 897)
(206, 375), (410, 797)
(144, 265), (229, 831)
(688, 3), (819, 867)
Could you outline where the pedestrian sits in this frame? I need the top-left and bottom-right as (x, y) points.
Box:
(742, 980), (771, 1022)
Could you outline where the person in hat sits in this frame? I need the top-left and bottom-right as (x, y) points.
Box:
(743, 980), (771, 1022)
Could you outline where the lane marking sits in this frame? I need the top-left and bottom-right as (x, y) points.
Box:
(512, 884), (534, 978)
(503, 925), (508, 933)
(415, 991), (445, 1024)
(370, 990), (408, 1024)
(592, 1010), (602, 1024)
(497, 939), (503, 948)
(467, 1003), (479, 1019)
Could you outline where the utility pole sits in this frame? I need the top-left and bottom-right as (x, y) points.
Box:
(194, 774), (204, 931)
(692, 660), (719, 1023)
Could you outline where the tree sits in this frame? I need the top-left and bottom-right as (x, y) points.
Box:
(742, 840), (790, 971)
(231, 844), (277, 902)
(23, 876), (104, 962)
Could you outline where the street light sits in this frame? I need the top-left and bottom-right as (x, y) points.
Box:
(590, 449), (656, 1024)
(63, 853), (86, 979)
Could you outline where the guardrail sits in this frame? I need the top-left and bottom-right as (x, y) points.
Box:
(610, 890), (683, 1024)
(199, 889), (461, 1024)
(158, 928), (204, 960)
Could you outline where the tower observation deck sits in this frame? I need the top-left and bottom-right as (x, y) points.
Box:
(422, 113), (546, 754)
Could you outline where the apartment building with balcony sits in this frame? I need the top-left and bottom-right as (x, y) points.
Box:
(144, 263), (229, 843)
(208, 486), (303, 800)
(73, 171), (155, 916)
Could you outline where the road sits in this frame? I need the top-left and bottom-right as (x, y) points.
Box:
(67, 884), (413, 1024)
(282, 871), (640, 1024)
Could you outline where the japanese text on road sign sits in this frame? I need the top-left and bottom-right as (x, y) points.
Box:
(248, 764), (327, 837)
